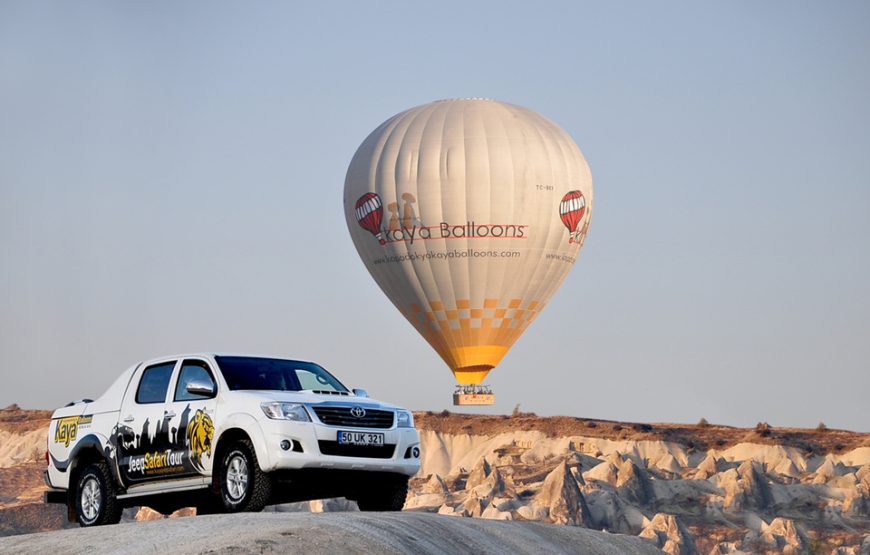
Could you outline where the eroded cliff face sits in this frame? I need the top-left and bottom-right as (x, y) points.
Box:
(408, 419), (870, 555)
(0, 406), (74, 535)
(2, 406), (869, 553)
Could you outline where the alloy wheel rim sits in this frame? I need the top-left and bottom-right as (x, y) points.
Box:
(81, 476), (101, 521)
(226, 454), (249, 500)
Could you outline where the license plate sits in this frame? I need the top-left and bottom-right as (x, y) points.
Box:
(337, 431), (384, 446)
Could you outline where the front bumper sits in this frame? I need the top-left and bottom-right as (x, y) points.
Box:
(259, 418), (421, 476)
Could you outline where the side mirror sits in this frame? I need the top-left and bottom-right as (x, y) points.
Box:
(352, 388), (369, 398)
(187, 380), (216, 397)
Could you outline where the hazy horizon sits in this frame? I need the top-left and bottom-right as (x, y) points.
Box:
(1, 2), (868, 431)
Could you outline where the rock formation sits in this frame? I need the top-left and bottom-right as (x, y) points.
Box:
(2, 406), (869, 553)
(407, 412), (870, 554)
(639, 513), (697, 555)
(534, 461), (591, 526)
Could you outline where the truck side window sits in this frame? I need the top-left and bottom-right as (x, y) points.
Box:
(174, 360), (217, 401)
(136, 362), (176, 404)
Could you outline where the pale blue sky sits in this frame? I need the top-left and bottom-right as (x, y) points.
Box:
(1, 2), (868, 430)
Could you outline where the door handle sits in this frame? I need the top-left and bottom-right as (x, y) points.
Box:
(164, 411), (176, 419)
(123, 415), (135, 423)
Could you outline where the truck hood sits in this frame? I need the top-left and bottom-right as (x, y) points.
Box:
(222, 390), (407, 411)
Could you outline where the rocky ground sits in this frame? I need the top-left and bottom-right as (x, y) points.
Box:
(0, 512), (661, 555)
(2, 405), (869, 554)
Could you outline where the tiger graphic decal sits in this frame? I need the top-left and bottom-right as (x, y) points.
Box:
(186, 409), (214, 472)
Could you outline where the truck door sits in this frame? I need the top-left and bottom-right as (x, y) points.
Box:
(117, 359), (181, 484)
(163, 358), (219, 477)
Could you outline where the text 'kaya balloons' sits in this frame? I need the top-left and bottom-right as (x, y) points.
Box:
(344, 99), (593, 404)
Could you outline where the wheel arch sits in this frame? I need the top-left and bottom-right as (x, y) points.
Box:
(66, 436), (118, 523)
(67, 435), (120, 486)
(215, 414), (271, 471)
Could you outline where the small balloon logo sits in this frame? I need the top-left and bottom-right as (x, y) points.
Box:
(559, 190), (586, 243)
(355, 193), (386, 245)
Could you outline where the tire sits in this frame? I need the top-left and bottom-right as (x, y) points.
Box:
(74, 462), (123, 527)
(356, 476), (409, 511)
(216, 439), (271, 512)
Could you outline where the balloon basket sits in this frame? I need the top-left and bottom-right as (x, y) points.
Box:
(453, 384), (494, 406)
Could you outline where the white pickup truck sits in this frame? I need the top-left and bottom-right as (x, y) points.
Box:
(44, 354), (421, 526)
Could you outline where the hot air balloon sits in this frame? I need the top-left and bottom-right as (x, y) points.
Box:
(354, 192), (386, 245)
(559, 190), (587, 244)
(344, 99), (593, 405)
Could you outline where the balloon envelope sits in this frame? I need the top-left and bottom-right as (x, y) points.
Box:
(344, 99), (593, 386)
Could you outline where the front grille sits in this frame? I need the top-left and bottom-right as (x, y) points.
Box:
(318, 441), (396, 459)
(311, 406), (394, 429)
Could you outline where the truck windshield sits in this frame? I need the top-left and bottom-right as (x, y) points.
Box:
(214, 356), (349, 393)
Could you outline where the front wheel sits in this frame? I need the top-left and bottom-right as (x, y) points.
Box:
(356, 477), (409, 511)
(217, 439), (271, 512)
(75, 462), (123, 527)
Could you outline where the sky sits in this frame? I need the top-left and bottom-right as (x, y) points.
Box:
(1, 2), (868, 430)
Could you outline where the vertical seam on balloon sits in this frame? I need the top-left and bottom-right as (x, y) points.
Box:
(403, 102), (454, 365)
(456, 101), (476, 361)
(466, 100), (492, 358)
(409, 104), (445, 356)
(512, 106), (560, 346)
(431, 101), (461, 366)
(433, 100), (464, 367)
(348, 113), (405, 338)
(502, 104), (529, 349)
(417, 105), (462, 366)
(496, 104), (536, 350)
(391, 104), (449, 362)
(371, 111), (422, 349)
(528, 119), (580, 316)
(441, 100), (468, 363)
(487, 101), (516, 351)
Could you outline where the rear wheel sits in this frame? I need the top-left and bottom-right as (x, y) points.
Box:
(216, 439), (271, 512)
(356, 476), (409, 511)
(75, 462), (123, 527)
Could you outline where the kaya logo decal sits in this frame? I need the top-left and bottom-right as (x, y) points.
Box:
(559, 190), (588, 244)
(354, 193), (527, 246)
(53, 415), (93, 447)
(186, 409), (214, 471)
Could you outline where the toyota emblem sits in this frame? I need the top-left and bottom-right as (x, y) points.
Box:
(350, 406), (366, 418)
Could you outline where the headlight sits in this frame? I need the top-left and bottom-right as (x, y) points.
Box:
(396, 410), (414, 428)
(260, 402), (311, 422)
